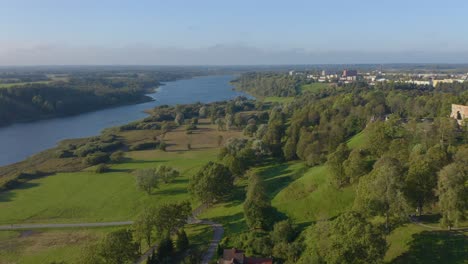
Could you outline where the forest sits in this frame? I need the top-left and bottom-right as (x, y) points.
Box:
(0, 69), (200, 127)
(0, 72), (467, 264)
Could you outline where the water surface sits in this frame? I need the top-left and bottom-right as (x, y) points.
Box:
(0, 75), (247, 166)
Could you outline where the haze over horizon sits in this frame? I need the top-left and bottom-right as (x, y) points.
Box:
(2, 0), (468, 65)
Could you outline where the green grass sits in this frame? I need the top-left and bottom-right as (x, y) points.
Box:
(384, 224), (427, 262)
(347, 131), (368, 149)
(0, 81), (52, 88)
(386, 226), (467, 263)
(0, 149), (218, 224)
(272, 165), (355, 225)
(263, 96), (295, 103)
(300, 83), (330, 93)
(184, 224), (213, 253)
(0, 227), (116, 264)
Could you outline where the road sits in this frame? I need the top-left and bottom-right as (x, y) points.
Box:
(200, 220), (224, 264)
(0, 204), (224, 264)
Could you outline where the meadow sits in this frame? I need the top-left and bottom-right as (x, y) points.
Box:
(0, 116), (466, 263)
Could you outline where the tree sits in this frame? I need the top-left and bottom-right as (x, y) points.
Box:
(133, 207), (157, 248)
(225, 113), (234, 130)
(189, 162), (233, 203)
(234, 113), (244, 128)
(153, 201), (191, 235)
(271, 220), (295, 244)
(343, 148), (371, 183)
(405, 151), (437, 215)
(156, 165), (180, 184)
(95, 163), (110, 173)
(326, 143), (351, 188)
(175, 229), (189, 252)
(199, 106), (207, 118)
(135, 168), (158, 194)
(110, 150), (125, 163)
(437, 147), (468, 229)
(216, 118), (226, 131)
(155, 234), (174, 263)
(354, 157), (410, 232)
(283, 137), (297, 161)
(100, 229), (139, 264)
(243, 173), (273, 230)
(303, 212), (386, 264)
(175, 112), (184, 126)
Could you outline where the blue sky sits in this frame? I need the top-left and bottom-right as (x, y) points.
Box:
(1, 0), (468, 65)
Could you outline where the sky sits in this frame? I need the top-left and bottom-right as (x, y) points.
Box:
(1, 0), (468, 65)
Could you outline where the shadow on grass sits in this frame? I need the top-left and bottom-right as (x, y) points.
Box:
(154, 187), (187, 196)
(208, 212), (246, 234)
(0, 182), (40, 202)
(223, 185), (246, 208)
(417, 214), (442, 224)
(391, 231), (468, 264)
(259, 162), (306, 199)
(129, 159), (170, 164)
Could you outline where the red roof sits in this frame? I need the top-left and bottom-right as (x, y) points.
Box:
(246, 257), (273, 264)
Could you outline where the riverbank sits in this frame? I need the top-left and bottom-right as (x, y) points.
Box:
(0, 75), (246, 166)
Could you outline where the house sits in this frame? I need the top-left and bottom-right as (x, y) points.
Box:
(218, 248), (273, 264)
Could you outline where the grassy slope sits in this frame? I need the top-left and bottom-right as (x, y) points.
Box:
(263, 96), (294, 103)
(0, 149), (218, 224)
(272, 165), (355, 225)
(300, 83), (330, 93)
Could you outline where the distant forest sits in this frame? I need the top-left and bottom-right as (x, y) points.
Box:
(0, 70), (200, 126)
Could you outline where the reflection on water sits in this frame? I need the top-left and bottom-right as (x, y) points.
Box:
(0, 75), (248, 166)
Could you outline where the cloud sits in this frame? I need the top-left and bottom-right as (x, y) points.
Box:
(1, 43), (468, 65)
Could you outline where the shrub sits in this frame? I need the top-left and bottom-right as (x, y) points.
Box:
(95, 164), (110, 173)
(55, 149), (74, 158)
(129, 141), (159, 151)
(84, 152), (110, 166)
(110, 151), (125, 163)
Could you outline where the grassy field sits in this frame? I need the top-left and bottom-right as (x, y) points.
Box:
(386, 225), (468, 263)
(0, 227), (116, 264)
(263, 96), (295, 103)
(0, 81), (53, 88)
(0, 121), (242, 263)
(300, 83), (330, 93)
(347, 131), (368, 149)
(0, 148), (220, 224)
(1, 118), (465, 263)
(272, 165), (355, 225)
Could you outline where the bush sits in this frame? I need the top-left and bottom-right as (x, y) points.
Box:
(55, 149), (74, 158)
(95, 164), (110, 173)
(129, 141), (159, 151)
(159, 141), (167, 151)
(110, 151), (125, 163)
(84, 152), (110, 166)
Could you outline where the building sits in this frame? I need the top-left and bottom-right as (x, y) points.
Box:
(218, 248), (273, 264)
(450, 104), (468, 125)
(405, 80), (433, 86)
(342, 69), (358, 77)
(432, 79), (465, 87)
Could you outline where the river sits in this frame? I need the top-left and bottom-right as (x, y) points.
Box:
(0, 75), (248, 167)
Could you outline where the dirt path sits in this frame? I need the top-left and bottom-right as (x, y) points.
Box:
(0, 204), (224, 264)
(409, 216), (468, 231)
(200, 220), (224, 264)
